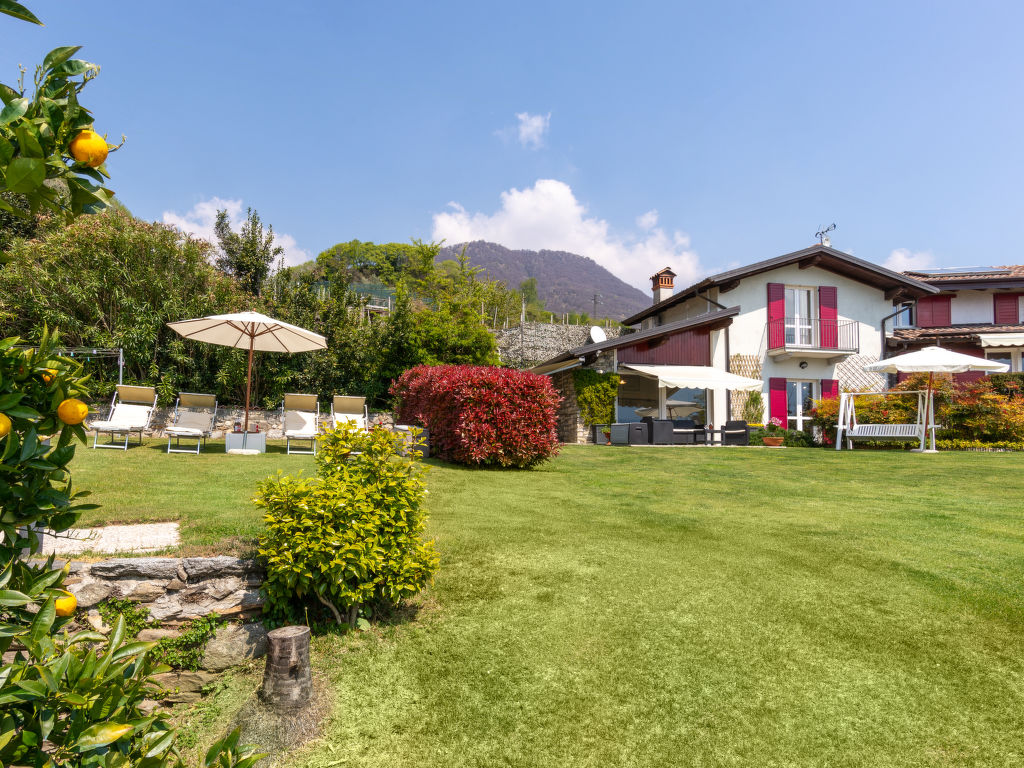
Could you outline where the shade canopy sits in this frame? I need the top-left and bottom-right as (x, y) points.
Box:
(166, 311), (326, 353)
(863, 346), (1008, 374)
(621, 364), (763, 391)
(979, 333), (1024, 349)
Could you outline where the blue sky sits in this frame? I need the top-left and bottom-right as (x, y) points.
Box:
(5, 1), (1022, 290)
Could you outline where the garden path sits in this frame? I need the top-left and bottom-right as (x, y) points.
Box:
(38, 522), (180, 555)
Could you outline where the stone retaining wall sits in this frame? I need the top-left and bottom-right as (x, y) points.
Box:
(495, 322), (622, 369)
(65, 555), (264, 623)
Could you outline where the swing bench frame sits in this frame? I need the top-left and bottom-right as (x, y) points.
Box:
(835, 389), (937, 451)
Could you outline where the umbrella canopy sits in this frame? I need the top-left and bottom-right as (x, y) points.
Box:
(621, 364), (763, 391)
(863, 346), (1008, 374)
(167, 311), (327, 431)
(166, 311), (326, 353)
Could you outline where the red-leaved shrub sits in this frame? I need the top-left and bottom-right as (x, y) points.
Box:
(391, 364), (561, 468)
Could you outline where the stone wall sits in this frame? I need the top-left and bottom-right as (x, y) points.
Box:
(549, 350), (617, 444)
(65, 555), (264, 623)
(496, 322), (622, 369)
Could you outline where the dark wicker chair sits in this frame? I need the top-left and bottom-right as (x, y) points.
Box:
(721, 420), (750, 446)
(641, 417), (674, 445)
(671, 418), (705, 445)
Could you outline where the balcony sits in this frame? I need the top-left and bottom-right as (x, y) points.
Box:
(766, 317), (859, 361)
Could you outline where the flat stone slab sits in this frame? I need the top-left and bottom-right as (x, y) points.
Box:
(38, 523), (180, 555)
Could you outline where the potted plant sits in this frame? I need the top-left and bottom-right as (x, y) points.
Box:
(763, 417), (785, 447)
(601, 427), (612, 445)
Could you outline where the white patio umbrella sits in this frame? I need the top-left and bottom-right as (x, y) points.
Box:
(167, 311), (327, 432)
(863, 346), (1008, 451)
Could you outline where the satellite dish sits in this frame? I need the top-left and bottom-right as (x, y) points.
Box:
(588, 326), (607, 343)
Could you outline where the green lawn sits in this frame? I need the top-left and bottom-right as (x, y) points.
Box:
(72, 442), (1024, 765)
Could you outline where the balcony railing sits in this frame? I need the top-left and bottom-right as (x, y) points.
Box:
(767, 317), (859, 354)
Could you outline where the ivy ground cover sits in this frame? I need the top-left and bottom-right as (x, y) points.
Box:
(73, 443), (1024, 764)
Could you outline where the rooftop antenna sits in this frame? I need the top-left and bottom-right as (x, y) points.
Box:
(815, 223), (836, 247)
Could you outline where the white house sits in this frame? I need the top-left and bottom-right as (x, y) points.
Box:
(532, 244), (936, 442)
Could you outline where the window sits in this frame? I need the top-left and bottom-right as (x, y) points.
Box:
(786, 380), (816, 431)
(893, 304), (914, 329)
(784, 287), (815, 345)
(986, 349), (1020, 372)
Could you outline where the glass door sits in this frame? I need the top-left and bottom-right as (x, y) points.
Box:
(786, 380), (816, 431)
(785, 288), (814, 346)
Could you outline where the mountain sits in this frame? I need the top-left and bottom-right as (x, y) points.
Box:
(438, 241), (651, 320)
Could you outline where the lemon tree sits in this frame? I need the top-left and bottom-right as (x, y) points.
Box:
(0, 1), (118, 222)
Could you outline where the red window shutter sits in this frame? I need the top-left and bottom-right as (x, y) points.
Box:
(769, 377), (787, 423)
(820, 378), (839, 400)
(767, 283), (785, 349)
(916, 296), (951, 328)
(994, 293), (1020, 325)
(818, 286), (838, 349)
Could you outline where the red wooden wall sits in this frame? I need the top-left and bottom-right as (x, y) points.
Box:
(617, 328), (711, 366)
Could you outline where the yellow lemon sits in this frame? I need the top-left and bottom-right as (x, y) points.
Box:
(69, 129), (108, 168)
(55, 590), (77, 617)
(57, 398), (89, 425)
(0, 413), (10, 439)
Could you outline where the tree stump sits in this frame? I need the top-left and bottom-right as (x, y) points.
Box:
(260, 625), (313, 711)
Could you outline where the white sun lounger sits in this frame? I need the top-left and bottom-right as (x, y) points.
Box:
(283, 393), (320, 455)
(332, 395), (368, 430)
(91, 384), (158, 450)
(165, 393), (218, 454)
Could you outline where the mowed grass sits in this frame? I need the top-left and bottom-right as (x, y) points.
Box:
(73, 442), (1024, 765)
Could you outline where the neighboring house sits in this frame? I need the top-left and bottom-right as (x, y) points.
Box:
(532, 244), (936, 443)
(892, 266), (1024, 382)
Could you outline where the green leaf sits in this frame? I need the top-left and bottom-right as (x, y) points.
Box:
(14, 122), (43, 158)
(29, 595), (55, 641)
(75, 722), (135, 752)
(3, 156), (45, 193)
(0, 83), (19, 105)
(53, 59), (97, 78)
(0, 96), (27, 126)
(0, 0), (43, 25)
(43, 45), (81, 71)
(0, 589), (30, 606)
(5, 404), (41, 419)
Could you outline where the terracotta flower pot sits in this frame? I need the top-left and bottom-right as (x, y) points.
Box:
(762, 436), (784, 447)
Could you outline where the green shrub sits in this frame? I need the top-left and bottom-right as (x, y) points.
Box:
(97, 596), (152, 638)
(156, 614), (224, 671)
(740, 391), (764, 425)
(989, 372), (1024, 398)
(257, 422), (440, 626)
(572, 369), (620, 426)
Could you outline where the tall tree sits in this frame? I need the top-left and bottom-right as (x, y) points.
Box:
(213, 207), (283, 297)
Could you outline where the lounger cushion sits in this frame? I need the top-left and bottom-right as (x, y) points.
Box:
(92, 403), (152, 431)
(167, 409), (214, 436)
(333, 413), (367, 429)
(284, 410), (317, 437)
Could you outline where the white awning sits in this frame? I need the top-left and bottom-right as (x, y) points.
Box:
(979, 333), (1024, 349)
(620, 364), (763, 391)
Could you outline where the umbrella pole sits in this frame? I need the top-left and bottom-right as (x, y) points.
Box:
(923, 371), (933, 451)
(244, 333), (254, 433)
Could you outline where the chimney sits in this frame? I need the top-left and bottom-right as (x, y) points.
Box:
(651, 267), (676, 304)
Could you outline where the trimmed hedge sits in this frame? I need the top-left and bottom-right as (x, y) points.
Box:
(391, 364), (561, 468)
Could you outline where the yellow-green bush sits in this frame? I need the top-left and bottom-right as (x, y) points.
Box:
(257, 423), (439, 626)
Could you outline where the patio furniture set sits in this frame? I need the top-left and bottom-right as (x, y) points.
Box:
(90, 384), (387, 455)
(595, 419), (751, 446)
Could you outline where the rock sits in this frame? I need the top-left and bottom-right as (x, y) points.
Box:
(68, 581), (111, 609)
(176, 563), (188, 582)
(202, 623), (269, 671)
(137, 628), (181, 642)
(123, 580), (166, 602)
(138, 699), (161, 715)
(183, 556), (261, 580)
(165, 578), (186, 591)
(90, 558), (180, 580)
(152, 670), (217, 703)
(86, 609), (110, 634)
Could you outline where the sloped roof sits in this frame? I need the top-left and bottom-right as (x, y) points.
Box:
(903, 265), (1024, 289)
(530, 306), (739, 374)
(892, 324), (1024, 343)
(625, 244), (937, 326)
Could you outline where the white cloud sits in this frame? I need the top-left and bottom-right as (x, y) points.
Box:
(884, 248), (934, 272)
(516, 112), (551, 149)
(636, 209), (658, 230)
(162, 197), (310, 267)
(431, 179), (700, 291)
